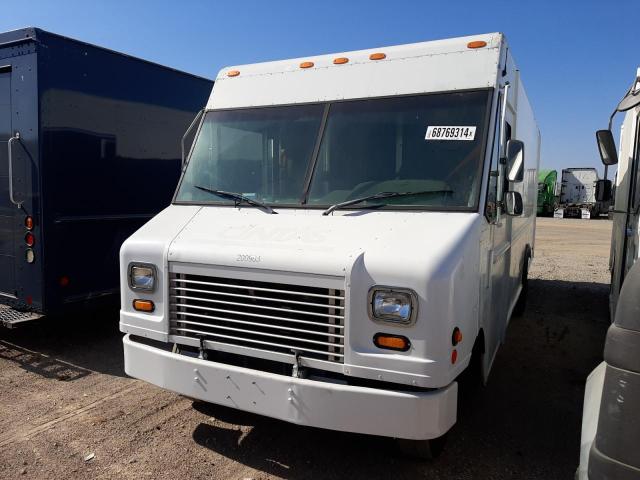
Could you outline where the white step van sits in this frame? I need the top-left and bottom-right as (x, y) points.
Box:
(120, 33), (540, 457)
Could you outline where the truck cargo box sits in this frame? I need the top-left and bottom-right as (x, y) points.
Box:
(0, 28), (213, 325)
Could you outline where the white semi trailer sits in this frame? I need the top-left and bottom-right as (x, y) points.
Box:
(119, 33), (540, 457)
(557, 168), (610, 219)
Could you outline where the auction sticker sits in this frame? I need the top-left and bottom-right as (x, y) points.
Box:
(425, 126), (476, 141)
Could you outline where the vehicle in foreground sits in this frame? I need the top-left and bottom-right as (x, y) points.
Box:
(577, 261), (640, 479)
(595, 68), (640, 318)
(578, 68), (640, 479)
(120, 33), (540, 457)
(537, 169), (557, 216)
(0, 28), (212, 326)
(556, 168), (610, 219)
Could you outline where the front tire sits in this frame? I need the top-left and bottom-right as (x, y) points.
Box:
(395, 434), (447, 460)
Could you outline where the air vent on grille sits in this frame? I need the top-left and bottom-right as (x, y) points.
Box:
(169, 273), (345, 363)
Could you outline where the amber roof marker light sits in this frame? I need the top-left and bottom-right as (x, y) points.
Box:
(333, 57), (349, 65)
(369, 52), (386, 60)
(300, 61), (314, 69)
(226, 70), (240, 77)
(467, 40), (487, 49)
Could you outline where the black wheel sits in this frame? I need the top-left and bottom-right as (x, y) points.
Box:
(513, 254), (530, 317)
(395, 434), (447, 460)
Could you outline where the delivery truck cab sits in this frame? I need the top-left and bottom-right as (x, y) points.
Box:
(595, 68), (640, 319)
(0, 28), (212, 326)
(120, 33), (540, 457)
(577, 68), (640, 479)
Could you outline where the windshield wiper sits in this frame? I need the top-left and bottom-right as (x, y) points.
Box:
(322, 190), (451, 216)
(194, 186), (277, 214)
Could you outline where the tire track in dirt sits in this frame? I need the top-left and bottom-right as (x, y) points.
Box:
(0, 383), (142, 449)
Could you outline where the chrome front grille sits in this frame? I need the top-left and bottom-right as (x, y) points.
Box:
(169, 273), (345, 363)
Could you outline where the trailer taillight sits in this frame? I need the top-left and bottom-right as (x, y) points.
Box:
(25, 216), (34, 230)
(25, 232), (35, 247)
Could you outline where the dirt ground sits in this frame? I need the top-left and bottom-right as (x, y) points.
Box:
(0, 217), (612, 480)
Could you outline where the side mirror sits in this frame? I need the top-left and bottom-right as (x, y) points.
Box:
(595, 179), (613, 202)
(505, 191), (523, 216)
(506, 140), (525, 182)
(596, 130), (618, 166)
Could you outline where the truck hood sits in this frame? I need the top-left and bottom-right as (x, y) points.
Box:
(165, 206), (482, 279)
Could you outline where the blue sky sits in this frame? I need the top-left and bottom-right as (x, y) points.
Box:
(4, 0), (639, 176)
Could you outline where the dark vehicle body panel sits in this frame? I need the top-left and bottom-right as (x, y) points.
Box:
(0, 27), (212, 316)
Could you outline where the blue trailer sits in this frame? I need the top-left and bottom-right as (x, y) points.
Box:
(0, 28), (212, 326)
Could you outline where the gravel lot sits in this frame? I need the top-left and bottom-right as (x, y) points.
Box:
(0, 217), (612, 479)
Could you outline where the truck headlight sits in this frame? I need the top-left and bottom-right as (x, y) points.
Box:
(368, 287), (418, 326)
(128, 263), (157, 292)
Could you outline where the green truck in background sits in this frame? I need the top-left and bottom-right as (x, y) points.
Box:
(537, 169), (558, 216)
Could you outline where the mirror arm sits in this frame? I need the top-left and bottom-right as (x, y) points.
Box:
(496, 82), (511, 222)
(608, 109), (616, 131)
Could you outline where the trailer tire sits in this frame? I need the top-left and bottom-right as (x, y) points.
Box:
(513, 251), (530, 317)
(395, 433), (447, 460)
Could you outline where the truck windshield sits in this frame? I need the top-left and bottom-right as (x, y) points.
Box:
(175, 90), (490, 210)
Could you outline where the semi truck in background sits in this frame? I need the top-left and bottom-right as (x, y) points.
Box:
(577, 69), (639, 479)
(557, 168), (610, 219)
(119, 33), (540, 458)
(0, 28), (213, 327)
(536, 169), (557, 216)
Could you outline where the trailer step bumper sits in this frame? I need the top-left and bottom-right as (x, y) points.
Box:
(123, 334), (458, 440)
(0, 304), (43, 328)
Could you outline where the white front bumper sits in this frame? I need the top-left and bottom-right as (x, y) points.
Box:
(123, 335), (458, 440)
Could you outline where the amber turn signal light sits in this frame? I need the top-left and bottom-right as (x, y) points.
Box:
(452, 327), (463, 346)
(373, 333), (410, 352)
(133, 299), (155, 312)
(25, 216), (34, 230)
(467, 40), (487, 49)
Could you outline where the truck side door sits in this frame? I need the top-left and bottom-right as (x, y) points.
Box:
(483, 92), (514, 376)
(613, 114), (640, 315)
(0, 67), (15, 298)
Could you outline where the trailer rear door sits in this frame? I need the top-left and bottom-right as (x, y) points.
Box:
(0, 68), (16, 298)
